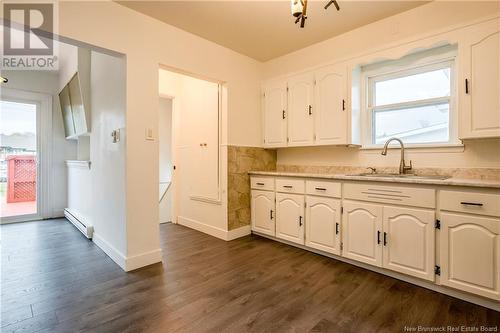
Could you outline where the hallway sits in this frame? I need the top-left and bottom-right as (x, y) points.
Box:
(1, 219), (499, 332)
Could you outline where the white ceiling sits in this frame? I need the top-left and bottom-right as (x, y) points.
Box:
(118, 1), (429, 61)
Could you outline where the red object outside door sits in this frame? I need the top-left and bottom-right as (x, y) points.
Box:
(6, 155), (36, 203)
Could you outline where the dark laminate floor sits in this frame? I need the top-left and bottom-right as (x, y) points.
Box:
(1, 219), (499, 333)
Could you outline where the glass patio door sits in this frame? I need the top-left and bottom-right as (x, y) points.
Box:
(0, 99), (39, 221)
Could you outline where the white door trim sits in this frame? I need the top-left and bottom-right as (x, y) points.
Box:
(1, 87), (53, 224)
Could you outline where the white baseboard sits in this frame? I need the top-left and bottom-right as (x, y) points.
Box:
(178, 216), (250, 241)
(126, 249), (163, 271)
(253, 231), (500, 312)
(226, 225), (251, 241)
(93, 232), (163, 272)
(92, 232), (127, 270)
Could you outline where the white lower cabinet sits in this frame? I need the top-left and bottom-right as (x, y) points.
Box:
(383, 206), (435, 281)
(251, 190), (276, 236)
(342, 200), (383, 267)
(440, 213), (500, 301)
(342, 201), (435, 281)
(276, 192), (305, 245)
(305, 196), (341, 255)
(250, 176), (500, 304)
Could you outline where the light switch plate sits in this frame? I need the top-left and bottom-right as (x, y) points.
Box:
(145, 128), (154, 141)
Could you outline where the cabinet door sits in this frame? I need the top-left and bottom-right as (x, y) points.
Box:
(342, 200), (383, 267)
(263, 81), (287, 147)
(440, 213), (500, 301)
(305, 196), (341, 255)
(382, 206), (435, 281)
(314, 64), (347, 145)
(251, 190), (275, 236)
(287, 73), (315, 146)
(460, 19), (500, 139)
(276, 193), (305, 245)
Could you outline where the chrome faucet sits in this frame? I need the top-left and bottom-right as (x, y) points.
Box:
(381, 138), (412, 174)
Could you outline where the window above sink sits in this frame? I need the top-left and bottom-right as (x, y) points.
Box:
(360, 45), (461, 149)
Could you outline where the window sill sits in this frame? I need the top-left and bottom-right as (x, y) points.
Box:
(360, 143), (465, 153)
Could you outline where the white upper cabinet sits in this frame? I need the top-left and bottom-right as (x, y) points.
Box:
(382, 206), (435, 281)
(440, 213), (500, 301)
(276, 192), (305, 245)
(263, 80), (287, 147)
(287, 73), (315, 146)
(306, 196), (341, 255)
(251, 190), (276, 237)
(342, 200), (383, 267)
(460, 18), (500, 139)
(314, 64), (348, 145)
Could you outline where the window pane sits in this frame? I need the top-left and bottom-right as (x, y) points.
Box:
(375, 68), (450, 106)
(374, 103), (449, 145)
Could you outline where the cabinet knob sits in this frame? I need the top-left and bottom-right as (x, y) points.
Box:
(299, 216), (303, 226)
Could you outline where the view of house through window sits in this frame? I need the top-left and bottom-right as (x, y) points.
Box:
(0, 100), (38, 218)
(367, 60), (454, 145)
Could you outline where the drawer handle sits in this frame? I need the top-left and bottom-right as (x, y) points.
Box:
(283, 185), (293, 189)
(270, 210), (274, 220)
(335, 223), (339, 235)
(460, 201), (483, 207)
(256, 182), (265, 186)
(383, 232), (388, 246)
(315, 187), (327, 191)
(299, 216), (303, 226)
(377, 231), (381, 245)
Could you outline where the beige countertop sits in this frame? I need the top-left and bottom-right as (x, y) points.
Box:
(249, 171), (500, 189)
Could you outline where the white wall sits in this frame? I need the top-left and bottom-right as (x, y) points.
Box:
(88, 50), (128, 266)
(56, 1), (261, 263)
(263, 1), (500, 170)
(2, 70), (77, 217)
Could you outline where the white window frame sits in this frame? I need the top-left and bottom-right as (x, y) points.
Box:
(360, 46), (460, 149)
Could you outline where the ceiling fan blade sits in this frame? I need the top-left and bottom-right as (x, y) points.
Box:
(300, 15), (306, 28)
(324, 0), (340, 11)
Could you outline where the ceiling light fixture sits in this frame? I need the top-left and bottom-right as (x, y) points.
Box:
(291, 0), (340, 28)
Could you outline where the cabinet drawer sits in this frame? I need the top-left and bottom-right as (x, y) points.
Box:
(440, 190), (500, 217)
(306, 180), (341, 198)
(344, 183), (435, 208)
(276, 178), (305, 194)
(250, 176), (275, 191)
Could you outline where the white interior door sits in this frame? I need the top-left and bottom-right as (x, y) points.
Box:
(314, 64), (347, 145)
(440, 212), (500, 301)
(287, 73), (314, 146)
(276, 192), (304, 245)
(342, 200), (383, 267)
(382, 206), (435, 281)
(305, 196), (341, 255)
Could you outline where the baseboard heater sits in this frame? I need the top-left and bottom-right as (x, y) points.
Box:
(64, 208), (94, 239)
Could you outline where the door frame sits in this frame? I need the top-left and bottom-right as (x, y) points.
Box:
(0, 87), (52, 224)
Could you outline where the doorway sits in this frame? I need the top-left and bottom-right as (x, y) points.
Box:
(159, 97), (173, 224)
(0, 93), (42, 221)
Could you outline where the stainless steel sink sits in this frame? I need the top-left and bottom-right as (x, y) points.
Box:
(350, 173), (450, 180)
